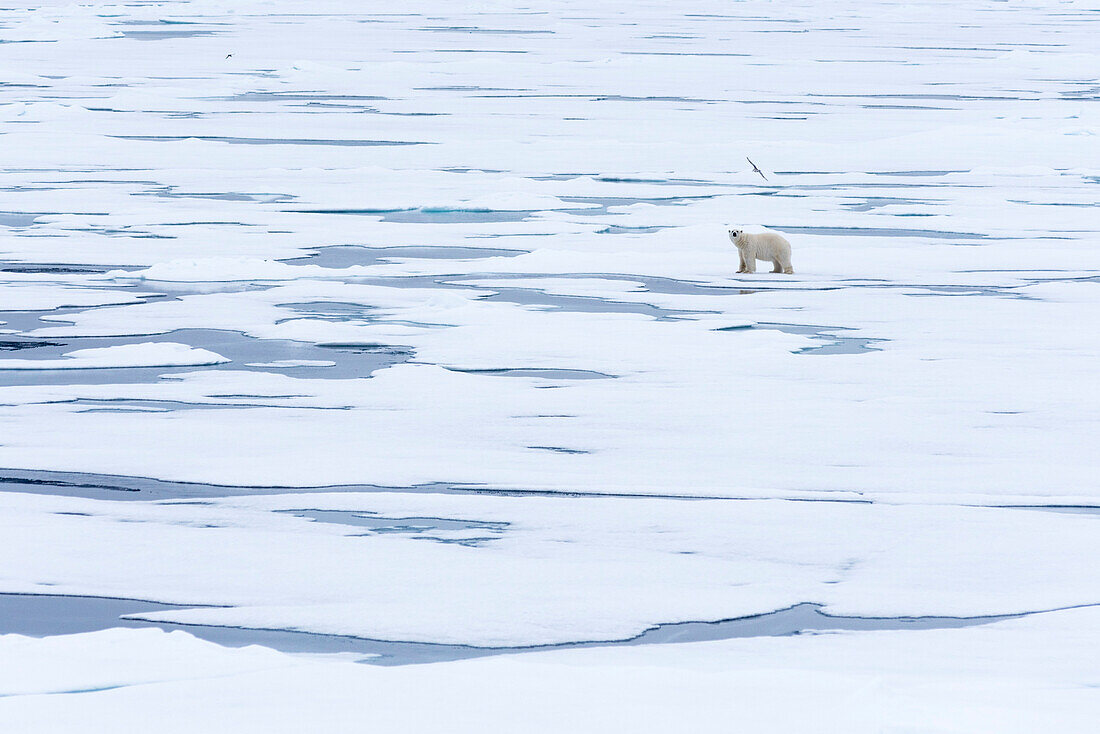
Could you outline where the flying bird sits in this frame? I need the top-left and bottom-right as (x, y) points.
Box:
(746, 157), (768, 181)
(225, 53), (233, 59)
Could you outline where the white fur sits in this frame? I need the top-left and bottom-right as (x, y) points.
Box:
(727, 228), (793, 274)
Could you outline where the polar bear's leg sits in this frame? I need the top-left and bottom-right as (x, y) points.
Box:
(771, 258), (783, 273)
(778, 252), (793, 274)
(743, 255), (756, 273)
(737, 251), (747, 273)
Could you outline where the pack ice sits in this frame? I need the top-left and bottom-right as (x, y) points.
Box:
(0, 1), (1097, 731)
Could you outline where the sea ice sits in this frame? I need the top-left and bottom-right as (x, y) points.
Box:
(0, 0), (1096, 727)
(0, 342), (229, 370)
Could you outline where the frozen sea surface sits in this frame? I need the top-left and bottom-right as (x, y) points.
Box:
(0, 591), (1040, 667)
(0, 1), (1097, 731)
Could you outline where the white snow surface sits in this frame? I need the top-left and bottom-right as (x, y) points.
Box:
(0, 0), (1097, 727)
(3, 490), (1097, 646)
(0, 342), (228, 370)
(1, 608), (1098, 733)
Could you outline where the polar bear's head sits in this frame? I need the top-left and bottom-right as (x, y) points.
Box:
(727, 228), (744, 244)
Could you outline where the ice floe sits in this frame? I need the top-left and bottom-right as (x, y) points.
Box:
(0, 342), (228, 370)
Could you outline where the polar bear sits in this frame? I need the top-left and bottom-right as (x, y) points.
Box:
(728, 227), (793, 274)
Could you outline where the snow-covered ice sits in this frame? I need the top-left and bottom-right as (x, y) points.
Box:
(0, 0), (1097, 730)
(0, 342), (228, 370)
(2, 608), (1099, 733)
